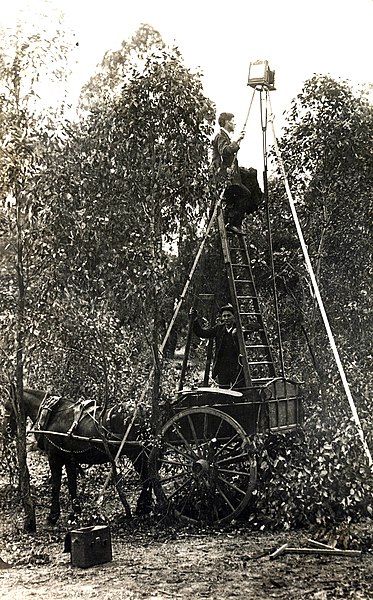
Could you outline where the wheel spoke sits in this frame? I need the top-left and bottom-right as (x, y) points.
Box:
(187, 414), (200, 448)
(215, 483), (236, 511)
(159, 457), (187, 468)
(217, 475), (247, 497)
(214, 432), (241, 457)
(203, 412), (208, 438)
(178, 485), (197, 515)
(159, 470), (190, 485)
(172, 424), (200, 460)
(156, 407), (257, 524)
(213, 416), (225, 440)
(163, 440), (197, 462)
(218, 467), (250, 477)
(216, 452), (249, 465)
(167, 475), (194, 501)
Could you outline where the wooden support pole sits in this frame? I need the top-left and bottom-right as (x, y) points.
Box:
(307, 539), (337, 550)
(285, 547), (362, 557)
(269, 543), (362, 559)
(269, 544), (288, 559)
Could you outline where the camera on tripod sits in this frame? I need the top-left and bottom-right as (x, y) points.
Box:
(247, 60), (275, 90)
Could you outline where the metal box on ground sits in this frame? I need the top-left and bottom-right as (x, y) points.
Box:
(70, 525), (112, 568)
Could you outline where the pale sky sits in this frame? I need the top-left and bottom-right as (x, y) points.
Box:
(2, 0), (372, 170)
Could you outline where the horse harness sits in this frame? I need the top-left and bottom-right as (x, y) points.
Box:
(33, 394), (97, 436)
(33, 393), (62, 432)
(30, 394), (138, 455)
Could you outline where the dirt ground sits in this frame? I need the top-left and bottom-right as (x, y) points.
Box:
(1, 451), (372, 600)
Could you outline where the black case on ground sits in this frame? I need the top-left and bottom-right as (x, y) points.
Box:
(69, 525), (112, 568)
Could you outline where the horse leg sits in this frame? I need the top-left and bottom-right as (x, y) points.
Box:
(136, 480), (153, 515)
(130, 448), (153, 515)
(48, 456), (63, 524)
(65, 459), (81, 514)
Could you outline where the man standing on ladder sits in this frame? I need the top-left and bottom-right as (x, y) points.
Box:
(212, 112), (263, 234)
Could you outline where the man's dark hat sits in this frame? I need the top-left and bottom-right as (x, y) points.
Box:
(220, 303), (234, 314)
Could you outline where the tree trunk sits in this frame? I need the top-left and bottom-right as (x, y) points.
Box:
(15, 202), (36, 533)
(149, 138), (163, 435)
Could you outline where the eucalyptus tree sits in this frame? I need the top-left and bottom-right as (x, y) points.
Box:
(269, 75), (373, 411)
(0, 14), (75, 531)
(233, 77), (373, 529)
(78, 23), (166, 112)
(46, 40), (215, 407)
(1, 25), (215, 419)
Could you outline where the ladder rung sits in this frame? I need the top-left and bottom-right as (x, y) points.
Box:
(237, 285), (255, 289)
(246, 344), (270, 349)
(247, 361), (274, 365)
(251, 378), (274, 384)
(243, 329), (263, 334)
(241, 317), (261, 321)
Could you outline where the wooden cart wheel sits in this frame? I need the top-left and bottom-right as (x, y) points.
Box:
(152, 407), (257, 524)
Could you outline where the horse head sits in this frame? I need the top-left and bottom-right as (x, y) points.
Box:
(2, 385), (50, 439)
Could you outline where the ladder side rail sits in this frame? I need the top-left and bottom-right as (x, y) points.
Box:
(238, 236), (277, 373)
(160, 197), (221, 359)
(217, 210), (253, 387)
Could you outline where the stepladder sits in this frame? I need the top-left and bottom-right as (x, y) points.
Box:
(217, 207), (276, 387)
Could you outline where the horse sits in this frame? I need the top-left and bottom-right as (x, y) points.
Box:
(3, 386), (153, 524)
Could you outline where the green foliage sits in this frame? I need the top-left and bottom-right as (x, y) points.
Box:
(243, 76), (373, 530)
(78, 24), (166, 111)
(41, 41), (215, 339)
(262, 76), (373, 399)
(248, 410), (373, 531)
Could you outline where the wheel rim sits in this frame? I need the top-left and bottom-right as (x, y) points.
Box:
(156, 407), (257, 524)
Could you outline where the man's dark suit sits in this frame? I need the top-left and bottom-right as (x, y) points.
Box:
(212, 129), (241, 184)
(193, 318), (242, 388)
(212, 128), (263, 229)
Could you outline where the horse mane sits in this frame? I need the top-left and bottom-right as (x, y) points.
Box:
(24, 388), (52, 398)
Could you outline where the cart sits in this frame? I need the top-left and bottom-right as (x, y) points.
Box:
(152, 377), (303, 523)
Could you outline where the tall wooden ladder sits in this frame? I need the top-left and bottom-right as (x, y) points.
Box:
(217, 208), (276, 387)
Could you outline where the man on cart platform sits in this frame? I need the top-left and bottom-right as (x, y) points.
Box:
(190, 304), (244, 389)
